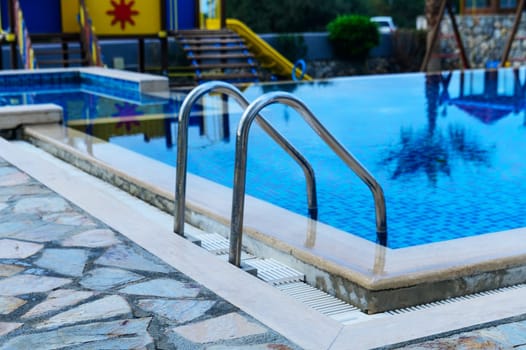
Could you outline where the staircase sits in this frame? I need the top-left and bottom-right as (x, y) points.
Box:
(30, 34), (88, 68)
(174, 29), (261, 85)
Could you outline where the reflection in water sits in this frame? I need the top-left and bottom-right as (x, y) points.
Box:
(448, 126), (492, 165)
(373, 244), (386, 276)
(450, 69), (526, 124)
(113, 103), (143, 131)
(68, 95), (233, 150)
(304, 218), (317, 248)
(381, 73), (493, 184)
(512, 69), (526, 126)
(260, 80), (334, 95)
(382, 127), (450, 184)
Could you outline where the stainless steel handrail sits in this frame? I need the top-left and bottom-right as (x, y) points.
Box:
(230, 91), (387, 266)
(174, 81), (318, 236)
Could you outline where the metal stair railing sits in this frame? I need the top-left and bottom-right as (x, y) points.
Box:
(11, 0), (37, 69)
(174, 81), (318, 237)
(79, 0), (103, 67)
(229, 92), (387, 267)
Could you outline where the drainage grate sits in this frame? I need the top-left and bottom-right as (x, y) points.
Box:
(386, 284), (526, 315)
(189, 231), (230, 255)
(187, 226), (526, 324)
(243, 258), (305, 285)
(276, 282), (360, 318)
(216, 252), (256, 262)
(194, 230), (362, 321)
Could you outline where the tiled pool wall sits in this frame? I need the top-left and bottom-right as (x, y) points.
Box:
(0, 68), (162, 102)
(79, 71), (142, 101)
(0, 70), (80, 91)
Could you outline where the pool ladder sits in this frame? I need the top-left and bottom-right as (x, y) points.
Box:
(174, 81), (387, 270)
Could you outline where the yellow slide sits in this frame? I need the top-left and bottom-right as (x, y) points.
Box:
(226, 18), (312, 81)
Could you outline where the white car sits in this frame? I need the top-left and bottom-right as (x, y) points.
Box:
(371, 16), (397, 34)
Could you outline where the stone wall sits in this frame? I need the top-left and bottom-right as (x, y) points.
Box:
(441, 14), (526, 68)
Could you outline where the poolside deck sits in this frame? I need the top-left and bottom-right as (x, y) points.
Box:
(1, 137), (526, 349)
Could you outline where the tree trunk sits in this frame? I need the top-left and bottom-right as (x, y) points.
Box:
(426, 0), (443, 72)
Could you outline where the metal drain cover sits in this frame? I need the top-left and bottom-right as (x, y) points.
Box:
(244, 258), (305, 285)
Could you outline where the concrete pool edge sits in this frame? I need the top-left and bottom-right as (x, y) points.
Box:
(22, 123), (526, 314)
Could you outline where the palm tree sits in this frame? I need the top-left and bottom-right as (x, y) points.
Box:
(381, 74), (493, 184)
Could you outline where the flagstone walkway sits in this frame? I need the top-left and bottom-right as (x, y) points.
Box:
(397, 319), (526, 349)
(0, 157), (301, 349)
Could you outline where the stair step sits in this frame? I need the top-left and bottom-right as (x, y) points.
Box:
(197, 72), (259, 82)
(34, 48), (83, 56)
(192, 62), (257, 70)
(176, 29), (234, 36)
(183, 45), (248, 52)
(177, 34), (239, 40)
(178, 38), (245, 45)
(189, 53), (254, 60)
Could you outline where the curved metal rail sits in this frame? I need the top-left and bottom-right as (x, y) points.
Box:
(230, 92), (387, 267)
(174, 81), (318, 236)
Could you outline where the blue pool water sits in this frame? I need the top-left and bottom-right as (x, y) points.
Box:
(0, 85), (175, 122)
(15, 69), (526, 248)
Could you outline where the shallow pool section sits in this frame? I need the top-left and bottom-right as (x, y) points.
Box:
(0, 68), (176, 123)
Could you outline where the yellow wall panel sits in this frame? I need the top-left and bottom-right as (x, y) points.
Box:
(61, 0), (161, 35)
(61, 0), (81, 33)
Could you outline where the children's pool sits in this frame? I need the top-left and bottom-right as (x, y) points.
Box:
(12, 68), (526, 249)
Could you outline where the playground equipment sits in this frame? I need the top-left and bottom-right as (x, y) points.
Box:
(423, 0), (526, 71)
(174, 28), (261, 84)
(421, 0), (470, 72)
(226, 19), (311, 81)
(1, 0), (104, 69)
(501, 0), (526, 66)
(1, 0), (309, 85)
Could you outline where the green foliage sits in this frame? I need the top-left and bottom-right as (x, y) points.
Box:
(327, 15), (380, 60)
(226, 0), (425, 33)
(225, 0), (369, 33)
(273, 34), (307, 62)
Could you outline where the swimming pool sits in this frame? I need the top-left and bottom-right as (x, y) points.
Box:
(16, 68), (526, 249)
(16, 67), (526, 313)
(65, 69), (526, 248)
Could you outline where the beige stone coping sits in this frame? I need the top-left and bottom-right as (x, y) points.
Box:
(0, 104), (62, 130)
(0, 67), (169, 95)
(77, 67), (169, 94)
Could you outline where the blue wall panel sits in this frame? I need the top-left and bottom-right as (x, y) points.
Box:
(177, 0), (195, 29)
(19, 0), (62, 33)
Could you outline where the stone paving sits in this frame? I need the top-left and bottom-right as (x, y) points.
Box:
(0, 157), (301, 349)
(3, 150), (526, 350)
(396, 319), (526, 349)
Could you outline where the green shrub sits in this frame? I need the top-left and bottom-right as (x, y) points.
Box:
(327, 15), (380, 61)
